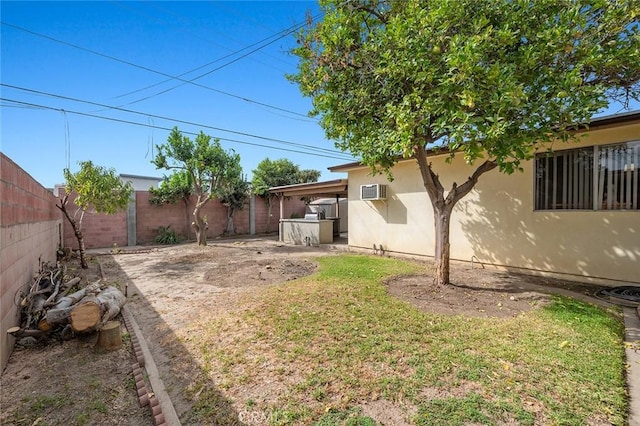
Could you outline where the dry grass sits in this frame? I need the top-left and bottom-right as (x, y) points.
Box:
(177, 255), (627, 425)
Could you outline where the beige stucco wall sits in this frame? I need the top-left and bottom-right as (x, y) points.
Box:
(347, 120), (640, 284)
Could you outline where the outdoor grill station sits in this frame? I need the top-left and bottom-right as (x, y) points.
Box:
(268, 179), (348, 246)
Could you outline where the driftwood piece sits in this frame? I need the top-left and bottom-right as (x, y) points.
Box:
(7, 327), (43, 338)
(25, 294), (47, 329)
(44, 277), (81, 307)
(44, 306), (74, 326)
(95, 320), (122, 351)
(70, 286), (126, 333)
(53, 280), (102, 310)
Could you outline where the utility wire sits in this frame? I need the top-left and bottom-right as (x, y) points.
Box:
(110, 2), (304, 99)
(112, 12), (321, 107)
(1, 83), (347, 158)
(120, 24), (302, 107)
(1, 21), (314, 120)
(0, 98), (354, 162)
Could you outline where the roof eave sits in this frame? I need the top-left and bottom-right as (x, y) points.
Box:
(328, 110), (640, 172)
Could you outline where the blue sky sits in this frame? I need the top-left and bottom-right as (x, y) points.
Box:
(1, 1), (356, 188)
(2, 1), (638, 189)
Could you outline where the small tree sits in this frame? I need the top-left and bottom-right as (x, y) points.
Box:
(152, 127), (241, 246)
(292, 0), (640, 285)
(252, 158), (320, 232)
(218, 174), (250, 236)
(149, 170), (193, 239)
(57, 161), (133, 268)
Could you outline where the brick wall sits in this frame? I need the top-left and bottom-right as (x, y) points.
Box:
(60, 190), (128, 250)
(1, 153), (61, 372)
(135, 194), (307, 244)
(62, 191), (309, 247)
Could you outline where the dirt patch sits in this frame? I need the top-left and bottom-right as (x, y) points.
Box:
(0, 257), (151, 426)
(386, 262), (609, 318)
(1, 237), (613, 425)
(99, 237), (344, 422)
(360, 399), (415, 425)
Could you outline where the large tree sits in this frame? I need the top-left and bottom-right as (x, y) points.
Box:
(57, 161), (133, 268)
(292, 0), (640, 285)
(152, 127), (242, 246)
(252, 158), (321, 232)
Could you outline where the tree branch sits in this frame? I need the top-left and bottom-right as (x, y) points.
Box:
(352, 3), (388, 24)
(413, 144), (444, 205)
(446, 160), (498, 205)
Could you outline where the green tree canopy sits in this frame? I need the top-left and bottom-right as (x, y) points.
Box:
(152, 127), (242, 245)
(149, 170), (193, 206)
(58, 161), (133, 268)
(252, 158), (321, 231)
(218, 173), (250, 236)
(292, 0), (640, 285)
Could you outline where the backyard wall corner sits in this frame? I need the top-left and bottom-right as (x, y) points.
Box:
(0, 153), (61, 373)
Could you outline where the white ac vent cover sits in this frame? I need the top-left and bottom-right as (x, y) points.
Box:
(360, 184), (387, 201)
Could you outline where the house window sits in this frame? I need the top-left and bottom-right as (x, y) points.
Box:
(535, 141), (640, 210)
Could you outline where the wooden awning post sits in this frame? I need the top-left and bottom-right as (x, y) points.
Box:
(335, 194), (340, 217)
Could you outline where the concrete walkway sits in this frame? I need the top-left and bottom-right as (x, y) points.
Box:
(625, 308), (640, 426)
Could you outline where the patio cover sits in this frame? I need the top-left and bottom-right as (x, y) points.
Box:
(268, 178), (348, 198)
(268, 179), (349, 224)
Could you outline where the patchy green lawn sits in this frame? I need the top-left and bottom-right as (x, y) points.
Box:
(180, 255), (627, 425)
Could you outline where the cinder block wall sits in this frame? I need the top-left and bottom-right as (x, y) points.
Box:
(69, 192), (309, 247)
(135, 194), (306, 243)
(60, 189), (128, 250)
(1, 153), (61, 372)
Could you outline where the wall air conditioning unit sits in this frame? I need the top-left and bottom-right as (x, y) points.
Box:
(360, 184), (387, 201)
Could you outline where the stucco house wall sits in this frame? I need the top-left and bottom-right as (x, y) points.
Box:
(343, 118), (639, 285)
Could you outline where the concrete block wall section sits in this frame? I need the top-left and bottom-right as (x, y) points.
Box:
(1, 153), (61, 372)
(70, 192), (309, 247)
(135, 192), (191, 243)
(59, 190), (128, 250)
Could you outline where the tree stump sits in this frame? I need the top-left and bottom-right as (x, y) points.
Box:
(70, 297), (102, 332)
(95, 320), (122, 351)
(69, 286), (126, 332)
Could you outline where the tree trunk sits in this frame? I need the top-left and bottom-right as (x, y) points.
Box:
(225, 206), (235, 235)
(192, 196), (209, 246)
(433, 206), (453, 286)
(45, 280), (102, 327)
(56, 198), (89, 269)
(413, 144), (497, 286)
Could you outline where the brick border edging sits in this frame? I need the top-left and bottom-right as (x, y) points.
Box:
(121, 309), (167, 426)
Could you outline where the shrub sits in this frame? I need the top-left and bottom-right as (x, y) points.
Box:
(154, 225), (180, 245)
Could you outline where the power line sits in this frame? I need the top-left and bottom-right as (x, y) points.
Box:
(109, 2), (298, 99)
(0, 97), (354, 162)
(1, 21), (315, 120)
(119, 25), (303, 107)
(1, 83), (348, 158)
(111, 11), (322, 107)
